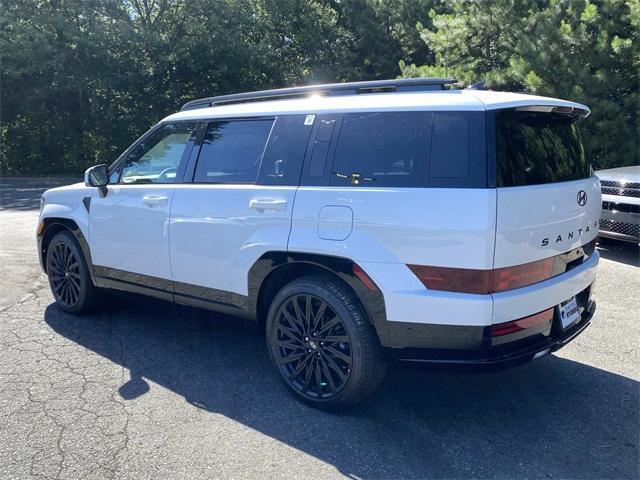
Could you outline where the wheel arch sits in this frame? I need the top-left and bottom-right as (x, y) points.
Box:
(249, 252), (389, 343)
(38, 217), (95, 283)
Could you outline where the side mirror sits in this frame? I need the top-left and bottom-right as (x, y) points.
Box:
(84, 164), (109, 197)
(85, 164), (109, 187)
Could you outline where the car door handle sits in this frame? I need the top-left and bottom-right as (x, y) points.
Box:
(249, 198), (287, 212)
(142, 195), (168, 207)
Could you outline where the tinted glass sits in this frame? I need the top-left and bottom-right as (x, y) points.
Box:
(330, 112), (430, 187)
(306, 118), (337, 180)
(257, 115), (312, 185)
(430, 112), (469, 178)
(496, 110), (590, 187)
(430, 111), (487, 188)
(194, 119), (274, 184)
(120, 123), (196, 184)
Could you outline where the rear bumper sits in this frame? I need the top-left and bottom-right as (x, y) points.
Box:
(368, 242), (598, 342)
(390, 298), (595, 368)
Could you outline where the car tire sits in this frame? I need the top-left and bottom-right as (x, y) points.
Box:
(46, 230), (99, 315)
(266, 274), (387, 410)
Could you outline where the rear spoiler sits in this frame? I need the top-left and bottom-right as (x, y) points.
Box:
(514, 105), (590, 118)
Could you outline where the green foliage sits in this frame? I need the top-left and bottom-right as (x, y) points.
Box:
(1, 0), (439, 174)
(328, 0), (441, 80)
(1, 0), (637, 174)
(0, 1), (313, 174)
(402, 0), (639, 169)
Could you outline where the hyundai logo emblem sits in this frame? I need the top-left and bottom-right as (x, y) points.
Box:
(577, 190), (588, 206)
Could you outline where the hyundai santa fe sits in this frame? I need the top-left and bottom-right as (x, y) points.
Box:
(37, 78), (600, 409)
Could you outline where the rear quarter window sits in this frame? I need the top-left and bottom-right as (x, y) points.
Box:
(327, 111), (486, 188)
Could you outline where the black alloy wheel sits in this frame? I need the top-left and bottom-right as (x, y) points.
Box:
(273, 293), (353, 399)
(49, 240), (82, 308)
(46, 230), (99, 315)
(267, 275), (387, 410)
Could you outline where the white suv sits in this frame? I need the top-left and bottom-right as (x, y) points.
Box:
(37, 78), (600, 409)
(596, 166), (640, 244)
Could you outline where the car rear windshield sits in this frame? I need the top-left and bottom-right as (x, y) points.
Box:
(496, 110), (591, 187)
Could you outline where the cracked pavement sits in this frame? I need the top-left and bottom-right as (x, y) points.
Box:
(1, 177), (639, 479)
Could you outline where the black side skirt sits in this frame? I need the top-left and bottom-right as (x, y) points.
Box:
(93, 265), (252, 319)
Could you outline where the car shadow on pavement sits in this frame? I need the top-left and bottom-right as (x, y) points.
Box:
(44, 295), (639, 480)
(597, 241), (639, 268)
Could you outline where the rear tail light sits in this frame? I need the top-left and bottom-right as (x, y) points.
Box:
(491, 258), (555, 292)
(407, 265), (491, 294)
(491, 308), (553, 337)
(408, 257), (556, 294)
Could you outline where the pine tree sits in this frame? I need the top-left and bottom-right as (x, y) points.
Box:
(402, 0), (639, 169)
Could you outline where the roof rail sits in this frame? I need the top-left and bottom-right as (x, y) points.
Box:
(180, 77), (457, 111)
(465, 81), (486, 90)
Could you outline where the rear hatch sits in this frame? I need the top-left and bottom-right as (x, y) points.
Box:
(492, 107), (601, 269)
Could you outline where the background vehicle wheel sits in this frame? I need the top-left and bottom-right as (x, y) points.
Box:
(266, 274), (387, 410)
(46, 230), (99, 315)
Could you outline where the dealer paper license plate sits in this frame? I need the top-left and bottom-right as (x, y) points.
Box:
(558, 297), (580, 329)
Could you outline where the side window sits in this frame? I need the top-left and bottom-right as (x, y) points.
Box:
(430, 112), (469, 178)
(194, 119), (274, 184)
(108, 169), (120, 184)
(119, 123), (196, 184)
(257, 115), (313, 185)
(429, 111), (487, 188)
(330, 112), (431, 187)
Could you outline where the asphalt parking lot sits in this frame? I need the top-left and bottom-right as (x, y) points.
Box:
(1, 177), (638, 480)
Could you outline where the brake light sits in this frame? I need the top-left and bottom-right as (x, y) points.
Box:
(408, 257), (556, 294)
(491, 308), (553, 337)
(491, 258), (555, 292)
(407, 265), (492, 294)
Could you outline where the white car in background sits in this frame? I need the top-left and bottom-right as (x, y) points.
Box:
(596, 166), (640, 244)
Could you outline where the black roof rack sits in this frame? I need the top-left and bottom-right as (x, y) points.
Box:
(180, 77), (457, 111)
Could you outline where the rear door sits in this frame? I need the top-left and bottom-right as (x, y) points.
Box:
(491, 108), (601, 268)
(289, 110), (494, 268)
(169, 115), (313, 307)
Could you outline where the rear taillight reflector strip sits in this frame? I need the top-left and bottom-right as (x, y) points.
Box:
(406, 265), (491, 294)
(491, 308), (554, 337)
(408, 240), (595, 295)
(491, 258), (555, 292)
(352, 263), (378, 292)
(407, 259), (555, 295)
